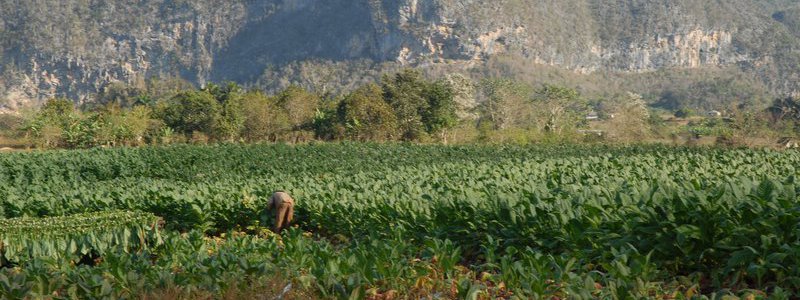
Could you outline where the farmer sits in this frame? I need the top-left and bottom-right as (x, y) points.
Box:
(267, 191), (295, 233)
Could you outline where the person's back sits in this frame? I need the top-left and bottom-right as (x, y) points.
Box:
(268, 191), (295, 233)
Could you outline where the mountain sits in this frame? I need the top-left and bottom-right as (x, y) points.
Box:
(1, 0), (799, 112)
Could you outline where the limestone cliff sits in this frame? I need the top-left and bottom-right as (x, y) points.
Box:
(0, 0), (798, 111)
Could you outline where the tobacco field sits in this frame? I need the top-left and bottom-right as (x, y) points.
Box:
(0, 143), (799, 299)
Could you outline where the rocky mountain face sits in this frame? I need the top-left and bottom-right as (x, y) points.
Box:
(1, 0), (799, 111)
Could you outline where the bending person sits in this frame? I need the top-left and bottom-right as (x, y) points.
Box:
(267, 191), (295, 233)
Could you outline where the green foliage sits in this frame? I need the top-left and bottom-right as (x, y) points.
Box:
(422, 80), (458, 137)
(311, 106), (339, 141)
(0, 211), (161, 263)
(0, 143), (799, 298)
(533, 84), (588, 134)
(22, 98), (92, 148)
(478, 78), (533, 130)
(157, 90), (221, 136)
(272, 85), (320, 142)
(16, 68), (789, 147)
(336, 83), (397, 141)
(381, 69), (459, 141)
(91, 104), (152, 146)
(275, 85), (320, 131)
(686, 119), (728, 138)
(442, 73), (478, 120)
(675, 107), (695, 118)
(239, 91), (290, 142)
(38, 98), (76, 128)
(205, 82), (246, 141)
(475, 81), (589, 139)
(382, 69), (431, 141)
(601, 93), (653, 142)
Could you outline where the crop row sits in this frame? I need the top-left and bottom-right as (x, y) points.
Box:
(0, 211), (161, 264)
(0, 144), (798, 298)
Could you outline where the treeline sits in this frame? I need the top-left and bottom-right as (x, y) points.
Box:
(9, 70), (586, 148)
(18, 70), (463, 148)
(5, 69), (800, 149)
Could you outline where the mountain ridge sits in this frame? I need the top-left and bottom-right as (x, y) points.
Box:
(1, 0), (799, 112)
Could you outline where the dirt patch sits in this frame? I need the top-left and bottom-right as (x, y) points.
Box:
(140, 276), (319, 300)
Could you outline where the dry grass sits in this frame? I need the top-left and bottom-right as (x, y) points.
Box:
(0, 135), (28, 149)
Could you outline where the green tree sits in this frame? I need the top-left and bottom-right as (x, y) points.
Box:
(478, 78), (532, 130)
(442, 73), (477, 121)
(382, 69), (430, 141)
(311, 97), (341, 141)
(605, 92), (652, 142)
(275, 85), (319, 130)
(239, 91), (291, 142)
(204, 82), (245, 141)
(532, 85), (588, 134)
(383, 70), (460, 141)
(94, 103), (153, 146)
(63, 113), (105, 148)
(337, 83), (398, 141)
(157, 90), (221, 137)
(422, 80), (458, 142)
(23, 98), (76, 148)
(39, 97), (76, 127)
(275, 85), (320, 142)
